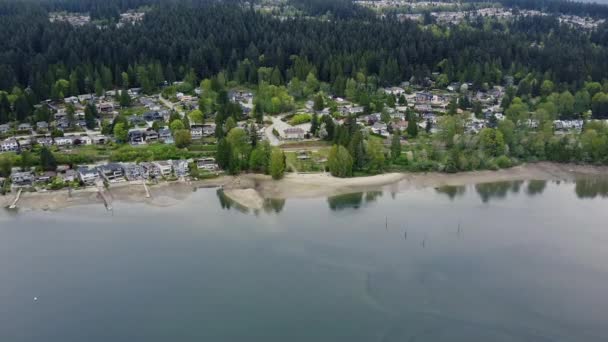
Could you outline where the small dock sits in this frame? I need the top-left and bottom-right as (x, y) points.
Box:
(96, 182), (113, 211)
(8, 188), (22, 209)
(142, 181), (151, 198)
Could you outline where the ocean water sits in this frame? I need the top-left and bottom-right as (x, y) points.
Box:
(1, 178), (608, 341)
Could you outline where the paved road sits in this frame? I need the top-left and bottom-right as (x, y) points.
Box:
(159, 95), (185, 117)
(264, 115), (283, 146)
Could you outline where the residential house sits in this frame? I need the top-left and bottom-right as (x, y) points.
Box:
(190, 127), (203, 140)
(97, 163), (125, 183)
(36, 137), (54, 147)
(143, 111), (163, 122)
(141, 162), (161, 179)
(371, 122), (389, 136)
(0, 138), (19, 152)
(415, 92), (433, 103)
(196, 158), (218, 171)
(128, 115), (147, 127)
(283, 127), (305, 140)
(37, 171), (57, 183)
(10, 171), (34, 186)
(55, 137), (74, 146)
(144, 130), (159, 142)
(153, 161), (173, 177)
(78, 94), (93, 103)
(172, 160), (189, 177)
(122, 163), (144, 181)
(202, 125), (215, 137)
(97, 102), (114, 113)
(91, 135), (108, 145)
(128, 129), (145, 144)
(60, 169), (78, 183)
(158, 128), (172, 141)
(64, 96), (79, 104)
(36, 121), (49, 131)
(17, 123), (32, 132)
(73, 136), (92, 145)
(78, 167), (99, 185)
(0, 124), (10, 134)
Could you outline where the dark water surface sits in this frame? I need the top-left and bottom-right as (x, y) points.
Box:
(1, 178), (608, 342)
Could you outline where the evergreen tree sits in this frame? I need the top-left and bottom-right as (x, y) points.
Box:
(391, 129), (402, 161)
(310, 113), (319, 136)
(119, 90), (132, 107)
(40, 147), (57, 171)
(216, 138), (231, 170)
(407, 111), (418, 138)
(313, 93), (325, 111)
(84, 103), (98, 129)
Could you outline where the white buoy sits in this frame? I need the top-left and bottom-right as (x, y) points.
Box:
(33, 297), (38, 302)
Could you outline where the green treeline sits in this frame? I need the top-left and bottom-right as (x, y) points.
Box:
(2, 0), (608, 124)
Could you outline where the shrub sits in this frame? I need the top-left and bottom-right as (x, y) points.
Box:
(289, 113), (312, 125)
(495, 155), (513, 169)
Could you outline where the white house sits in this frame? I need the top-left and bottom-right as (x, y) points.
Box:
(0, 138), (19, 152)
(78, 167), (99, 185)
(283, 127), (305, 140)
(153, 161), (173, 177)
(55, 137), (74, 146)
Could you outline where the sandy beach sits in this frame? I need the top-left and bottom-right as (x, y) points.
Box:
(2, 162), (607, 211)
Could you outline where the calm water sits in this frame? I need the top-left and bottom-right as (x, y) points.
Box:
(1, 178), (608, 342)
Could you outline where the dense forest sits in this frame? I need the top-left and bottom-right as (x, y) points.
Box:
(1, 0), (608, 106)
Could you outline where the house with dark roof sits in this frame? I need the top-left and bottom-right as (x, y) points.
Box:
(97, 163), (125, 183)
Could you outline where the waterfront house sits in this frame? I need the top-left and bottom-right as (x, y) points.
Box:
(60, 169), (78, 183)
(141, 162), (161, 179)
(97, 163), (125, 183)
(1, 138), (19, 152)
(11, 171), (34, 186)
(153, 161), (173, 177)
(73, 136), (92, 145)
(196, 158), (218, 171)
(172, 160), (189, 177)
(78, 167), (99, 185)
(122, 163), (144, 181)
(37, 171), (57, 183)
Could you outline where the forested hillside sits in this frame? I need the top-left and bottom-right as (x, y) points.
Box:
(1, 0), (608, 106)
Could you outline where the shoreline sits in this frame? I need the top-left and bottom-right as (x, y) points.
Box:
(2, 162), (607, 211)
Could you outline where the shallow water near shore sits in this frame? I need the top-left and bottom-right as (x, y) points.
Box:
(1, 177), (608, 341)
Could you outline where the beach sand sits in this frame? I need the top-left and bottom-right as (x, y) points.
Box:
(2, 163), (606, 211)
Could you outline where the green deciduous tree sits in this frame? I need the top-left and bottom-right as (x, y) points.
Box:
(174, 129), (192, 148)
(269, 148), (286, 180)
(113, 122), (128, 143)
(327, 145), (353, 178)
